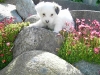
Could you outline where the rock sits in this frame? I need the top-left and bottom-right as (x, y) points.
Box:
(70, 10), (100, 29)
(4, 0), (17, 5)
(83, 0), (97, 6)
(42, 0), (100, 11)
(74, 60), (100, 75)
(0, 4), (22, 23)
(0, 50), (83, 75)
(70, 10), (100, 21)
(12, 26), (64, 58)
(25, 15), (40, 23)
(16, 0), (36, 19)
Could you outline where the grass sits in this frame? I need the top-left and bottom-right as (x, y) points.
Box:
(58, 19), (100, 64)
(0, 17), (30, 70)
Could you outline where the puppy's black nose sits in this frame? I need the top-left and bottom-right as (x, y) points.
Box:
(45, 20), (49, 23)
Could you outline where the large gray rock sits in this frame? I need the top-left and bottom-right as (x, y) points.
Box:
(74, 60), (100, 75)
(16, 0), (36, 19)
(5, 0), (41, 5)
(5, 0), (17, 5)
(83, 0), (97, 6)
(0, 50), (83, 75)
(70, 10), (100, 29)
(12, 26), (64, 58)
(71, 10), (100, 21)
(0, 4), (22, 23)
(43, 0), (100, 11)
(25, 15), (40, 23)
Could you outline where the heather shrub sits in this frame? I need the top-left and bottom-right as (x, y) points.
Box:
(0, 17), (30, 70)
(58, 18), (100, 64)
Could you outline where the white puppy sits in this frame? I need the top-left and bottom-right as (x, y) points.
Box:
(29, 1), (74, 33)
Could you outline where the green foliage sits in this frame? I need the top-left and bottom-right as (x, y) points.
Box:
(72, 0), (83, 2)
(0, 0), (4, 3)
(58, 19), (100, 64)
(97, 0), (100, 4)
(0, 22), (30, 70)
(58, 35), (100, 64)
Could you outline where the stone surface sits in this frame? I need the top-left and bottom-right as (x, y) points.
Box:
(5, 0), (40, 5)
(12, 26), (64, 58)
(43, 0), (100, 11)
(71, 10), (100, 21)
(70, 10), (100, 29)
(25, 15), (40, 23)
(0, 50), (83, 75)
(4, 0), (17, 5)
(74, 60), (100, 75)
(0, 4), (22, 23)
(16, 0), (36, 19)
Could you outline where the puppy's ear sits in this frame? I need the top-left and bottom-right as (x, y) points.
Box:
(55, 7), (60, 14)
(35, 1), (44, 13)
(53, 2), (62, 14)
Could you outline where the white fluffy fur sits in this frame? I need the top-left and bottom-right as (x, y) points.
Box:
(29, 1), (74, 33)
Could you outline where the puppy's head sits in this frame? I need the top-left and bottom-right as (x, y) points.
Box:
(35, 2), (61, 24)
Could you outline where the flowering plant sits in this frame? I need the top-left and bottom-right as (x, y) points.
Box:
(58, 18), (100, 64)
(0, 17), (29, 70)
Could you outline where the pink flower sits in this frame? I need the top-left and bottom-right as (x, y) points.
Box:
(2, 60), (6, 63)
(81, 19), (85, 22)
(90, 30), (96, 35)
(88, 19), (91, 22)
(77, 32), (81, 35)
(85, 24), (91, 29)
(2, 33), (6, 37)
(0, 54), (4, 57)
(82, 31), (87, 35)
(66, 22), (70, 26)
(78, 24), (85, 30)
(73, 37), (79, 41)
(62, 28), (66, 32)
(84, 37), (88, 40)
(90, 35), (94, 40)
(76, 18), (80, 23)
(71, 41), (76, 46)
(94, 47), (100, 54)
(70, 26), (75, 32)
(98, 34), (100, 38)
(81, 21), (85, 25)
(6, 42), (10, 46)
(95, 32), (99, 37)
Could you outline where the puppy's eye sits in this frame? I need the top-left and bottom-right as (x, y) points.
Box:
(51, 14), (53, 16)
(43, 13), (45, 16)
